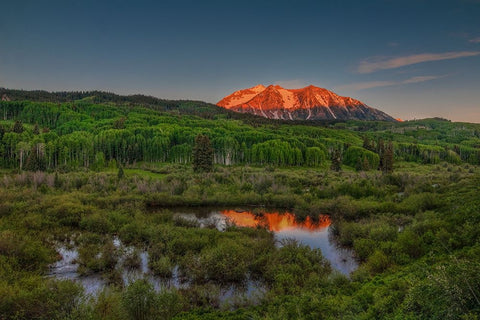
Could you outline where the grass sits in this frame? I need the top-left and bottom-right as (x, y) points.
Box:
(0, 161), (479, 319)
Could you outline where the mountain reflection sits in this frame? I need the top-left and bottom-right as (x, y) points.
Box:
(221, 210), (330, 232)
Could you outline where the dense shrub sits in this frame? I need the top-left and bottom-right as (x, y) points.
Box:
(343, 146), (380, 170)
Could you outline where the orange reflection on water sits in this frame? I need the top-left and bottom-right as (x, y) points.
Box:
(221, 210), (330, 232)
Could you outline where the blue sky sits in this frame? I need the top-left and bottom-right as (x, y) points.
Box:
(1, 0), (480, 122)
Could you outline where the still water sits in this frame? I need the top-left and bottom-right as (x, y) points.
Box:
(176, 209), (358, 275)
(48, 209), (357, 298)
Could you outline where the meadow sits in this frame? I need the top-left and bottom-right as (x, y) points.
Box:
(0, 90), (479, 319)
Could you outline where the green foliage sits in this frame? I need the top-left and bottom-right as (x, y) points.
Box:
(343, 146), (380, 171)
(330, 149), (342, 171)
(401, 255), (480, 319)
(193, 134), (214, 172)
(1, 90), (480, 319)
(118, 165), (125, 179)
(150, 256), (174, 277)
(12, 120), (24, 133)
(0, 279), (84, 320)
(305, 146), (326, 166)
(0, 96), (478, 171)
(265, 240), (331, 294)
(122, 280), (157, 320)
(0, 230), (53, 272)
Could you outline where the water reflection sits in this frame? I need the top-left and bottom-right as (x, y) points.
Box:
(48, 209), (357, 298)
(221, 210), (331, 231)
(48, 237), (264, 302)
(177, 209), (357, 275)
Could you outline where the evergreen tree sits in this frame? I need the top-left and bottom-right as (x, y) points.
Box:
(362, 156), (371, 171)
(93, 152), (106, 171)
(363, 136), (374, 152)
(118, 165), (125, 179)
(113, 117), (126, 129)
(377, 138), (385, 171)
(330, 149), (342, 172)
(356, 156), (370, 171)
(33, 123), (40, 135)
(383, 141), (394, 173)
(193, 134), (214, 172)
(25, 144), (46, 171)
(54, 172), (61, 188)
(13, 120), (24, 134)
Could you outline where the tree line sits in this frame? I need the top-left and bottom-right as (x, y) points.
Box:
(0, 100), (478, 172)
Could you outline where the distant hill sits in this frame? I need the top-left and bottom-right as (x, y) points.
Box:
(0, 88), (376, 126)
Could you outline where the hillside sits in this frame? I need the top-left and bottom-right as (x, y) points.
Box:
(0, 89), (479, 172)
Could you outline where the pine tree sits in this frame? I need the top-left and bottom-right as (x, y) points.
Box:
(113, 117), (126, 129)
(33, 123), (40, 135)
(13, 120), (24, 134)
(362, 156), (371, 171)
(377, 138), (385, 171)
(54, 172), (61, 188)
(25, 144), (46, 171)
(330, 149), (342, 172)
(193, 134), (214, 172)
(363, 136), (374, 152)
(118, 165), (125, 179)
(383, 141), (394, 173)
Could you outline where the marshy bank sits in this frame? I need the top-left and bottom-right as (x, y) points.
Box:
(47, 208), (356, 303)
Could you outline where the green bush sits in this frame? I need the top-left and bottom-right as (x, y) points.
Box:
(80, 213), (114, 234)
(0, 231), (53, 272)
(366, 250), (391, 274)
(122, 280), (157, 320)
(150, 256), (174, 278)
(353, 238), (376, 261)
(343, 146), (380, 170)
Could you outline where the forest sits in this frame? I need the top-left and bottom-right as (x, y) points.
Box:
(0, 89), (479, 319)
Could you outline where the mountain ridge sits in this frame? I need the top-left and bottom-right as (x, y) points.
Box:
(217, 84), (396, 121)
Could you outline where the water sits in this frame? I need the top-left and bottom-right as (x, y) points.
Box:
(48, 245), (106, 295)
(48, 209), (357, 298)
(47, 236), (263, 302)
(176, 209), (358, 275)
(47, 237), (187, 296)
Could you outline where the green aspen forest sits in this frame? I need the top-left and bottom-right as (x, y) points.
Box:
(1, 89), (479, 319)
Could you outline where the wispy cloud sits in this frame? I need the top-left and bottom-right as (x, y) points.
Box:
(469, 37), (480, 43)
(358, 51), (480, 73)
(402, 76), (441, 84)
(339, 75), (445, 91)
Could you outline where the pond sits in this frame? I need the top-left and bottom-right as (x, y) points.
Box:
(175, 209), (358, 275)
(48, 208), (357, 299)
(48, 236), (266, 304)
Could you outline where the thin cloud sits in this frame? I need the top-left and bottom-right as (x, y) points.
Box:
(358, 51), (480, 73)
(339, 75), (444, 91)
(469, 37), (480, 43)
(402, 76), (441, 84)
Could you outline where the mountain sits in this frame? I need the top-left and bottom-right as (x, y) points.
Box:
(217, 84), (396, 121)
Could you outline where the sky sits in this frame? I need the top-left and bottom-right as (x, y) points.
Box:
(1, 0), (480, 122)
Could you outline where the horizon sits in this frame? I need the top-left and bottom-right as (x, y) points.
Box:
(0, 84), (469, 123)
(1, 0), (479, 122)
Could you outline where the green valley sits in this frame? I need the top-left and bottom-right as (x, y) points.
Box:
(0, 90), (479, 319)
